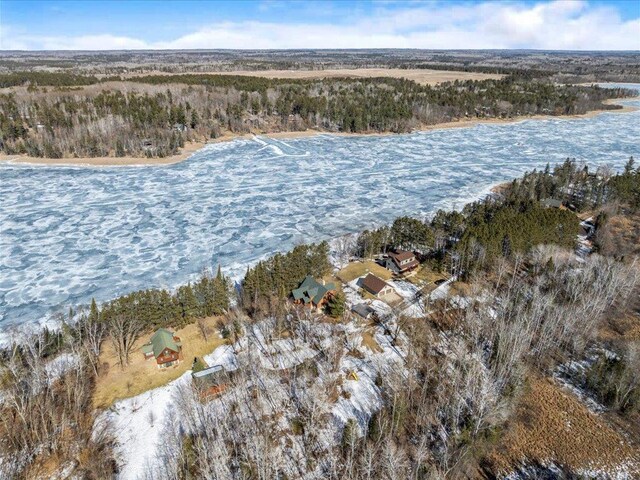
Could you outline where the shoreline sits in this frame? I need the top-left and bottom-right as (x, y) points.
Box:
(0, 140), (208, 167)
(0, 177), (505, 345)
(0, 98), (636, 168)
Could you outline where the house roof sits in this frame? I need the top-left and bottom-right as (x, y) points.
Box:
(389, 250), (415, 262)
(143, 328), (182, 358)
(292, 275), (335, 305)
(192, 364), (225, 379)
(351, 303), (375, 318)
(361, 273), (390, 295)
(541, 198), (563, 208)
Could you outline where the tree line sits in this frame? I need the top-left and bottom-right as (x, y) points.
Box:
(0, 73), (634, 158)
(502, 157), (639, 210)
(99, 266), (230, 329)
(355, 158), (638, 277)
(74, 267), (230, 370)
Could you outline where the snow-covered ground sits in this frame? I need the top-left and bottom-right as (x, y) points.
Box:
(95, 372), (193, 479)
(96, 315), (407, 479)
(344, 270), (458, 320)
(576, 217), (595, 259)
(44, 352), (80, 385)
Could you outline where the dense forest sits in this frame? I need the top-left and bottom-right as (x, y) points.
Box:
(0, 72), (634, 158)
(353, 158), (639, 274)
(100, 265), (230, 329)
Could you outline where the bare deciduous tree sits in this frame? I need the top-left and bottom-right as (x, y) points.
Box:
(108, 314), (143, 368)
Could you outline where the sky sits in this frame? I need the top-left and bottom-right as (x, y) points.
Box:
(0, 0), (638, 51)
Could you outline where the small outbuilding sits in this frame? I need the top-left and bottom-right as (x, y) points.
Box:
(541, 198), (563, 209)
(192, 363), (231, 399)
(351, 303), (375, 320)
(141, 328), (183, 368)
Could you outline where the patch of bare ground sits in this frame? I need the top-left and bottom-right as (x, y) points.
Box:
(596, 209), (640, 259)
(490, 182), (511, 196)
(360, 328), (383, 353)
(484, 378), (640, 478)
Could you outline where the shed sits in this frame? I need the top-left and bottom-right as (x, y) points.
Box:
(541, 198), (563, 208)
(192, 364), (231, 399)
(351, 303), (375, 319)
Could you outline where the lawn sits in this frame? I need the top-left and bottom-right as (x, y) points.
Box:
(406, 264), (449, 286)
(337, 260), (393, 283)
(93, 316), (227, 408)
(323, 274), (344, 292)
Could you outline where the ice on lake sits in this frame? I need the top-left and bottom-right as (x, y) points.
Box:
(1, 90), (639, 328)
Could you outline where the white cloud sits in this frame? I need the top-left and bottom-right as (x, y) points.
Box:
(1, 0), (638, 51)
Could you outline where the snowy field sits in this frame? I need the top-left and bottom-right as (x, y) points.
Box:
(1, 89), (639, 328)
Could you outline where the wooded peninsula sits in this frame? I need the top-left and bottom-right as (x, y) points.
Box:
(0, 71), (635, 160)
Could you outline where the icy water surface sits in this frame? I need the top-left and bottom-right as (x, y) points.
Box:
(1, 88), (639, 328)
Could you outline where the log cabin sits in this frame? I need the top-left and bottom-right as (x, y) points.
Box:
(291, 275), (336, 310)
(141, 328), (183, 368)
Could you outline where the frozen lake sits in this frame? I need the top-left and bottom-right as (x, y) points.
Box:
(1, 88), (639, 328)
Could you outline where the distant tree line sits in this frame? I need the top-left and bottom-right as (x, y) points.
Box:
(0, 71), (100, 88)
(394, 61), (552, 79)
(0, 72), (634, 158)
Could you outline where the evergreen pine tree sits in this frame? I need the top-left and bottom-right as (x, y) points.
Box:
(213, 265), (229, 314)
(326, 292), (346, 318)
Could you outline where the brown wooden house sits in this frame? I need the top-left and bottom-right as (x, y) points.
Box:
(141, 328), (183, 368)
(291, 275), (336, 310)
(385, 250), (419, 274)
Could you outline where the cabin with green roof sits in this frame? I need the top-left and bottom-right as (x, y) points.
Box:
(291, 275), (336, 310)
(141, 328), (183, 368)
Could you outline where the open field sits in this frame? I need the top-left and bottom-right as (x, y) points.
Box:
(337, 260), (393, 283)
(93, 317), (226, 408)
(486, 377), (640, 477)
(125, 68), (504, 85)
